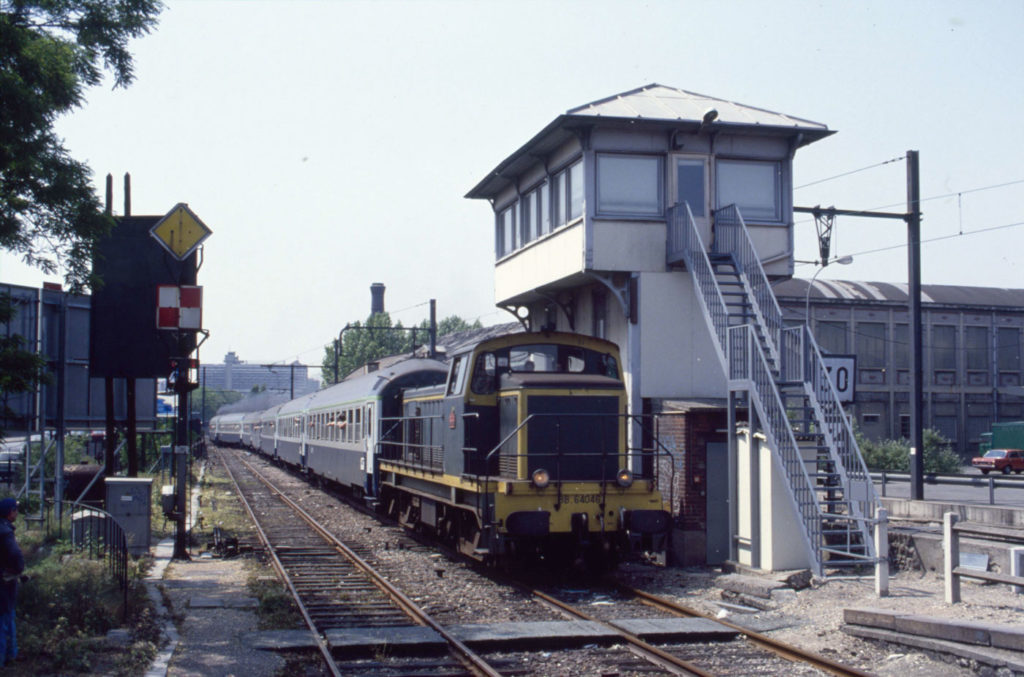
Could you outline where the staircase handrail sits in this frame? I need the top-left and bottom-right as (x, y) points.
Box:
(729, 324), (823, 573)
(669, 204), (730, 374)
(790, 325), (881, 528)
(712, 205), (785, 366)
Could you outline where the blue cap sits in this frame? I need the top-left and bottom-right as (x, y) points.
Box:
(0, 498), (17, 517)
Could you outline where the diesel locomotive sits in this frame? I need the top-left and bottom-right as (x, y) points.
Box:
(210, 330), (671, 567)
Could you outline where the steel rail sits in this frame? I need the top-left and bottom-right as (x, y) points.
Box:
(217, 449), (343, 677)
(623, 585), (872, 677)
(227, 449), (502, 677)
(527, 587), (712, 677)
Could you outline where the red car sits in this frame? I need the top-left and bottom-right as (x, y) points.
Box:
(971, 448), (1024, 475)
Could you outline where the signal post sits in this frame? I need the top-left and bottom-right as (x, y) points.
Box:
(151, 204), (212, 560)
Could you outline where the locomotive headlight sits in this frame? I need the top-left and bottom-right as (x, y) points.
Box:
(532, 468), (550, 489)
(616, 468), (633, 488)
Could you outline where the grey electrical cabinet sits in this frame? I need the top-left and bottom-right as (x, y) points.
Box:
(105, 477), (153, 556)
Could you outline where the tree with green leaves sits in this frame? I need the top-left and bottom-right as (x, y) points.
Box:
(320, 312), (482, 386)
(0, 0), (162, 439)
(1, 0), (163, 292)
(321, 312), (410, 386)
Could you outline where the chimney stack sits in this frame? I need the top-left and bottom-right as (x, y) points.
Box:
(370, 283), (385, 315)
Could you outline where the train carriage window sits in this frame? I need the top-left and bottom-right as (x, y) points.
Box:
(354, 408), (362, 442)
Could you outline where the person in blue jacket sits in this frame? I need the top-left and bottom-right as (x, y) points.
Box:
(0, 497), (24, 667)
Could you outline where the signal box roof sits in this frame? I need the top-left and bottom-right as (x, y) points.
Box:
(467, 83), (833, 199)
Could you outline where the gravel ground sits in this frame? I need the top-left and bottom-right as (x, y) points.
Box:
(204, 449), (1024, 676)
(619, 560), (1024, 676)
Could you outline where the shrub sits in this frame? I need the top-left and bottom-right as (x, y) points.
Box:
(13, 541), (159, 675)
(856, 427), (961, 474)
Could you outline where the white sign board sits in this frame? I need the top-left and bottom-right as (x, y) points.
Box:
(821, 355), (856, 404)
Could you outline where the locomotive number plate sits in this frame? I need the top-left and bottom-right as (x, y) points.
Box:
(558, 494), (603, 505)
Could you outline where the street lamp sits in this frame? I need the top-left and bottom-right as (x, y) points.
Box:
(805, 255), (854, 326)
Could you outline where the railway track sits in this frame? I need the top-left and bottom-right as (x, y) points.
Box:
(519, 581), (873, 676)
(218, 447), (503, 677)
(214, 446), (873, 676)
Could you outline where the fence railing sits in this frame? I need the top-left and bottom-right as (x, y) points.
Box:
(713, 205), (785, 366)
(943, 512), (1024, 603)
(873, 470), (1024, 505)
(52, 501), (130, 620)
(729, 324), (823, 571)
(669, 203), (730, 373)
(786, 325), (880, 525)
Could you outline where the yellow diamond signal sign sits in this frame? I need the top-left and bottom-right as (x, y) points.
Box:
(150, 203), (212, 260)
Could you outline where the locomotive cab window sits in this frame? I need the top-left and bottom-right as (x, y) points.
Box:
(471, 353), (497, 394)
(448, 356), (469, 395)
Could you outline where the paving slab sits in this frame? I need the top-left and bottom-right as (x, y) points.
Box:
(251, 618), (738, 653)
(894, 614), (991, 646)
(611, 617), (737, 641)
(842, 625), (1024, 673)
(716, 573), (785, 599)
(446, 619), (606, 649)
(843, 607), (898, 630)
(989, 624), (1024, 652)
(325, 625), (446, 651)
(246, 629), (323, 651)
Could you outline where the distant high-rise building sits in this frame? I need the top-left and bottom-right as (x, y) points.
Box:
(200, 353), (319, 397)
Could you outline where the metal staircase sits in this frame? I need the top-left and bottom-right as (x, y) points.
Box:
(668, 203), (882, 576)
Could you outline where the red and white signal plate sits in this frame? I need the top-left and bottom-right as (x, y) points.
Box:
(157, 285), (203, 330)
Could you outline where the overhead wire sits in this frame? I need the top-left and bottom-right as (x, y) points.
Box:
(794, 155), (906, 190)
(795, 219), (1024, 265)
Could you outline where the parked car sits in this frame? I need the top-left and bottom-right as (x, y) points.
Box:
(971, 448), (1024, 474)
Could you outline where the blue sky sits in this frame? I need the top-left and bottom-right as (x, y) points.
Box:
(2, 0), (1021, 372)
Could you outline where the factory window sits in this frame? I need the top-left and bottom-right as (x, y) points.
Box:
(893, 324), (909, 368)
(716, 160), (783, 223)
(998, 327), (1021, 372)
(855, 322), (886, 368)
(966, 326), (988, 370)
(596, 154), (662, 216)
(815, 321), (848, 354)
(932, 325), (957, 371)
(966, 326), (989, 385)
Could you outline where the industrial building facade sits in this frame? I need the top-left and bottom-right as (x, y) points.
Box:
(776, 278), (1024, 457)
